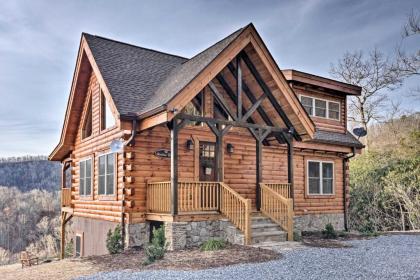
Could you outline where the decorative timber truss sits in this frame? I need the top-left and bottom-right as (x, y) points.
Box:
(168, 51), (297, 214)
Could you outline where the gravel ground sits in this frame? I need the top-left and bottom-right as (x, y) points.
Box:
(79, 235), (420, 280)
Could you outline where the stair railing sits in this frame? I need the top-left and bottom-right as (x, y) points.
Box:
(219, 182), (252, 245)
(260, 183), (294, 241)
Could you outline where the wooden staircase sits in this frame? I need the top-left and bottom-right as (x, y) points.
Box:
(251, 212), (287, 243)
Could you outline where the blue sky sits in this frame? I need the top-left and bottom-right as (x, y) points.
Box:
(0, 0), (418, 157)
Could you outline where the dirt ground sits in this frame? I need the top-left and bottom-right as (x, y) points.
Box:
(1, 245), (279, 280)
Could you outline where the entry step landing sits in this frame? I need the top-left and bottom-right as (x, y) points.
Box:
(251, 213), (287, 244)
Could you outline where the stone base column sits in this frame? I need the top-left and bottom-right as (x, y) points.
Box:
(294, 213), (345, 233)
(164, 222), (187, 250)
(125, 222), (150, 248)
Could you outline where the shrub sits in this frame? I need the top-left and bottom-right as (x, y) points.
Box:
(200, 239), (226, 251)
(144, 226), (166, 264)
(106, 224), (123, 254)
(322, 223), (337, 239)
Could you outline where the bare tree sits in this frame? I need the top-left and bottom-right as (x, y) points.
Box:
(330, 49), (403, 134)
(402, 9), (420, 38)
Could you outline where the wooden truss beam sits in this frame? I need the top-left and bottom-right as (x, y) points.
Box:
(208, 82), (237, 121)
(239, 51), (300, 140)
(227, 63), (286, 144)
(177, 113), (289, 134)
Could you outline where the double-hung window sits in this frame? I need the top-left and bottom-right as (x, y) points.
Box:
(79, 159), (92, 196)
(300, 95), (340, 121)
(98, 153), (115, 196)
(307, 161), (334, 195)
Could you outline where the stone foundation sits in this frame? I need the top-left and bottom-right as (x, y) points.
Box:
(294, 213), (344, 233)
(163, 219), (243, 250)
(125, 222), (150, 248)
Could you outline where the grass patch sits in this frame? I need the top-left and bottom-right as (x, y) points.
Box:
(200, 239), (226, 251)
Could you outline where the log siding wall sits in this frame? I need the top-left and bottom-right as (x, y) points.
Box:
(67, 74), (350, 225)
(70, 72), (125, 223)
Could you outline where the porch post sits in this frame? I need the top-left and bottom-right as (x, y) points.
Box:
(169, 119), (179, 215)
(215, 133), (223, 182)
(256, 138), (262, 210)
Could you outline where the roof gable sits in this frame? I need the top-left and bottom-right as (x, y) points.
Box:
(84, 34), (187, 117)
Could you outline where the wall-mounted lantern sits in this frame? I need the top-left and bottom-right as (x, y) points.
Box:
(186, 139), (194, 151)
(227, 143), (234, 154)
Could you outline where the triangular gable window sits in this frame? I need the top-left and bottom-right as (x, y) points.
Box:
(82, 96), (93, 139)
(101, 91), (116, 130)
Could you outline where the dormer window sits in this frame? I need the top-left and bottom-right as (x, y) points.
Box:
(82, 96), (93, 139)
(101, 90), (116, 130)
(300, 95), (340, 121)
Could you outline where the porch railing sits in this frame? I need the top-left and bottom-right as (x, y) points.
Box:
(147, 181), (252, 244)
(219, 182), (252, 245)
(147, 181), (171, 213)
(260, 183), (294, 241)
(61, 188), (72, 207)
(179, 181), (219, 212)
(263, 183), (291, 198)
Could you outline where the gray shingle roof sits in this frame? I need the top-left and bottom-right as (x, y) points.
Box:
(84, 34), (187, 116)
(84, 26), (244, 117)
(313, 130), (364, 148)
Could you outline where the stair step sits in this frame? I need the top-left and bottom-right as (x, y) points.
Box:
(251, 223), (282, 233)
(252, 230), (287, 243)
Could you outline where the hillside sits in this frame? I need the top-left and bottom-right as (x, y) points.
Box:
(0, 156), (60, 192)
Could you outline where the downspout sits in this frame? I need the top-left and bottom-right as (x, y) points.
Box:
(121, 118), (137, 247)
(343, 147), (356, 231)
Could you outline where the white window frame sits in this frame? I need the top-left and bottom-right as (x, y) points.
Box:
(299, 95), (340, 121)
(306, 160), (335, 195)
(100, 89), (117, 132)
(79, 157), (93, 197)
(98, 152), (116, 197)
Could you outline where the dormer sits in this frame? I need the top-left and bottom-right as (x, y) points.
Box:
(282, 69), (361, 134)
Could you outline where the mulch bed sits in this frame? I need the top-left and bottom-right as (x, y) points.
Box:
(301, 231), (376, 248)
(82, 244), (280, 272)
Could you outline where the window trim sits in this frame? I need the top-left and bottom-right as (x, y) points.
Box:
(100, 88), (118, 134)
(299, 94), (341, 121)
(80, 91), (94, 141)
(306, 160), (335, 196)
(79, 157), (93, 199)
(74, 232), (84, 257)
(97, 151), (117, 200)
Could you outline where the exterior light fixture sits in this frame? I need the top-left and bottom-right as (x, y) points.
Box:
(186, 139), (194, 150)
(227, 143), (234, 154)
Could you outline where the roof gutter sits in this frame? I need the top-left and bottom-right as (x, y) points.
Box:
(120, 118), (137, 247)
(343, 147), (356, 231)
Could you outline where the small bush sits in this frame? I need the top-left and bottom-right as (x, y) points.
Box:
(322, 223), (337, 239)
(144, 226), (166, 264)
(200, 239), (226, 251)
(64, 240), (74, 258)
(106, 224), (123, 254)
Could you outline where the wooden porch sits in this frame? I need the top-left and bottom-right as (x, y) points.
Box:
(147, 181), (294, 243)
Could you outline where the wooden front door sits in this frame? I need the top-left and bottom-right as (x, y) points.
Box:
(199, 142), (216, 181)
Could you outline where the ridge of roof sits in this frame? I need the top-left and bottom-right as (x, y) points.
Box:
(82, 32), (189, 61)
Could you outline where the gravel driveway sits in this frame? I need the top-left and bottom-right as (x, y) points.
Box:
(79, 235), (420, 280)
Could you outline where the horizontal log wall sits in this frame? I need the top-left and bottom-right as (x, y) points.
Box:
(70, 72), (125, 223)
(125, 123), (347, 222)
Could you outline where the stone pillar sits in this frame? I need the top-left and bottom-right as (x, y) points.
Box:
(164, 222), (187, 250)
(124, 222), (150, 248)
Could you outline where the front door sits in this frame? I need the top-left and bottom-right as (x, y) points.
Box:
(199, 142), (216, 181)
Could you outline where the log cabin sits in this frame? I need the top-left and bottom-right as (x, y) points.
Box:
(49, 23), (363, 257)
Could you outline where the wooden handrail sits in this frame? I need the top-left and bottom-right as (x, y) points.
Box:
(263, 183), (291, 198)
(147, 181), (251, 244)
(147, 181), (171, 213)
(178, 181), (219, 212)
(219, 182), (252, 245)
(260, 183), (294, 241)
(61, 188), (71, 207)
